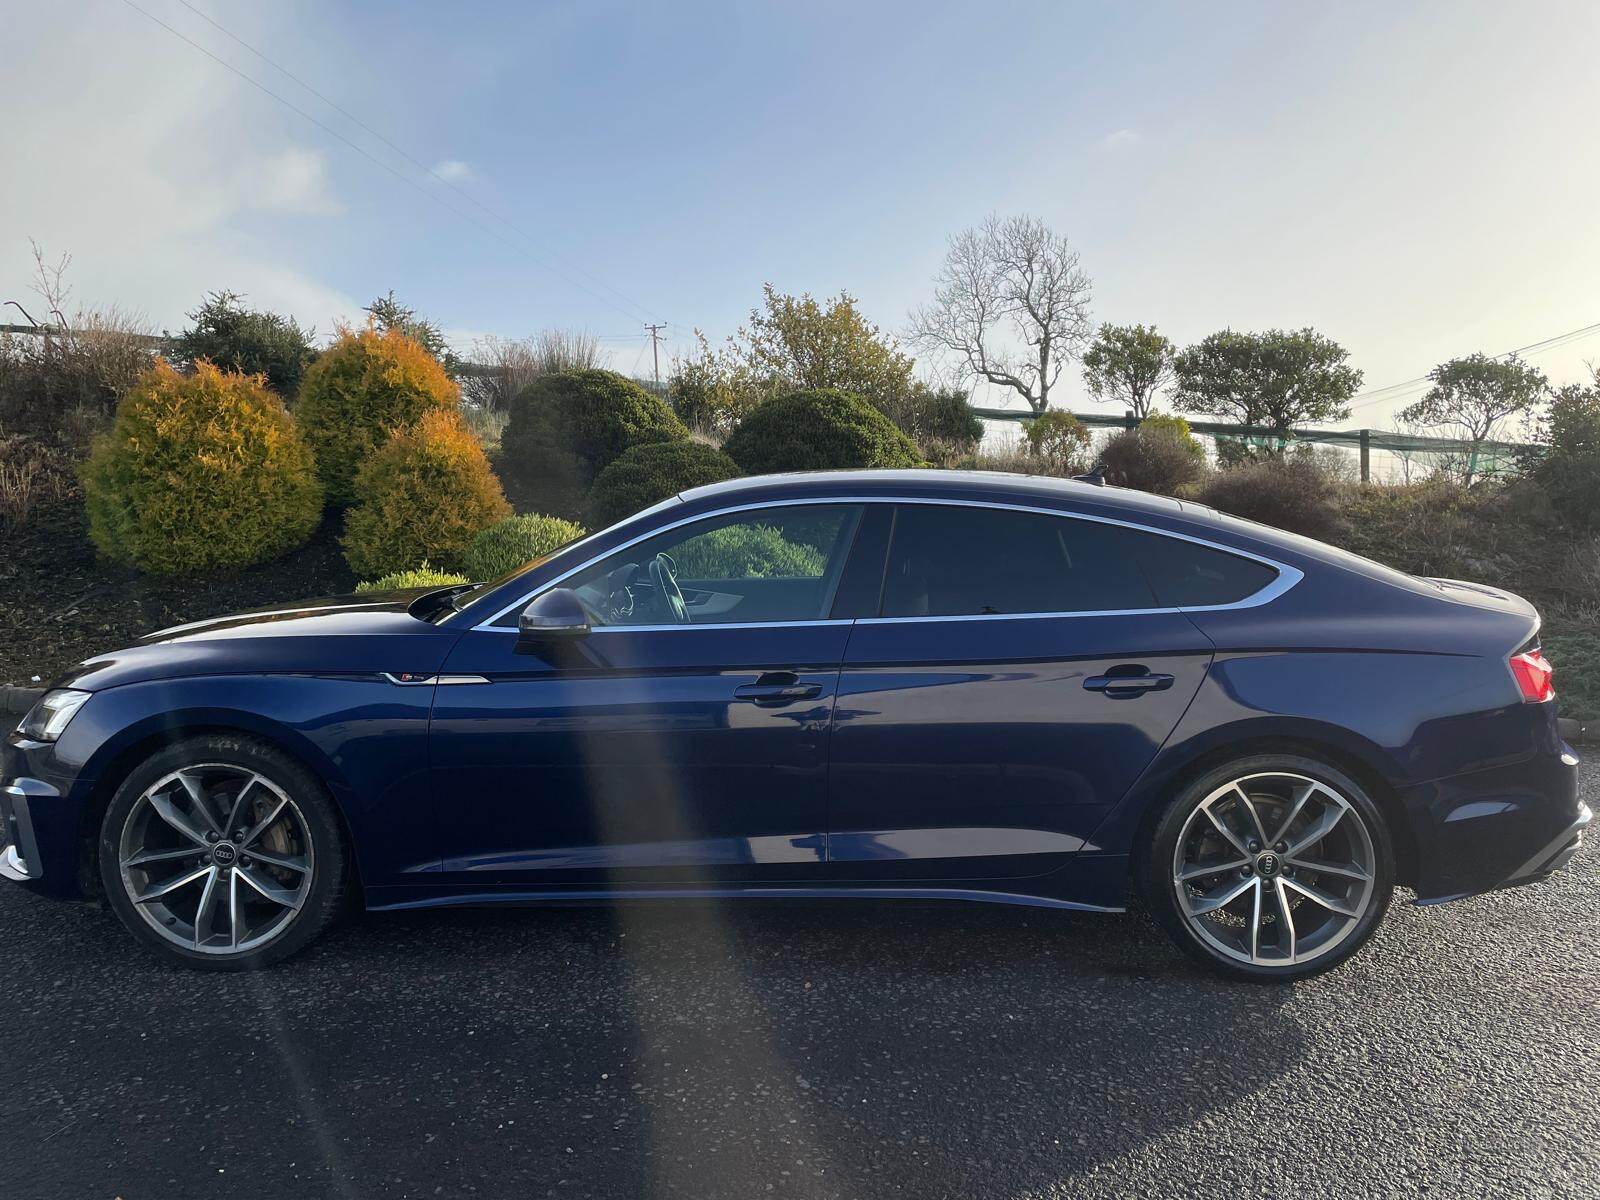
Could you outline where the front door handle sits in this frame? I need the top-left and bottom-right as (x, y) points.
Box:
(1083, 667), (1175, 698)
(735, 671), (824, 707)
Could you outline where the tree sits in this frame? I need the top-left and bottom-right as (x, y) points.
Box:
(365, 291), (460, 375)
(1528, 369), (1600, 527)
(735, 284), (914, 406)
(907, 214), (1093, 415)
(1399, 353), (1547, 487)
(1171, 328), (1362, 447)
(667, 330), (756, 436)
(168, 291), (316, 396)
(1081, 323), (1175, 418)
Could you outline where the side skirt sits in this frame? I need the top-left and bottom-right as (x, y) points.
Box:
(364, 884), (1126, 914)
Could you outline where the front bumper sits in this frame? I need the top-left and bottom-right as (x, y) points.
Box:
(1405, 745), (1589, 903)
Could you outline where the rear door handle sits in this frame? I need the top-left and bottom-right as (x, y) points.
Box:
(1083, 668), (1175, 697)
(735, 671), (824, 707)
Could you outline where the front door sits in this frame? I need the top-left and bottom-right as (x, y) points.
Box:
(827, 502), (1236, 882)
(429, 503), (864, 888)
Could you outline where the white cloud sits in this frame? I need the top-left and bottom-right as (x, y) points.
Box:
(0, 4), (360, 334)
(1098, 128), (1142, 151)
(432, 159), (475, 183)
(236, 147), (342, 215)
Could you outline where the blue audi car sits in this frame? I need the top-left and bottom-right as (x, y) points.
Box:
(2, 470), (1589, 978)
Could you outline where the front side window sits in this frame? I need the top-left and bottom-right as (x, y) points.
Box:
(558, 504), (861, 628)
(878, 505), (1278, 618)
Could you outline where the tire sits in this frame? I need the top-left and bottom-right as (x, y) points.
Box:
(1137, 753), (1395, 982)
(98, 734), (347, 970)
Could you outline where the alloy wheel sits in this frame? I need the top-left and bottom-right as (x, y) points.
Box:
(1171, 771), (1377, 969)
(116, 764), (315, 956)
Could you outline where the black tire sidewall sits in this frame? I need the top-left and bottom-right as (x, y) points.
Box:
(1138, 753), (1395, 982)
(97, 734), (346, 970)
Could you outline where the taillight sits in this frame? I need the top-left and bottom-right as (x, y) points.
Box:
(1510, 648), (1555, 703)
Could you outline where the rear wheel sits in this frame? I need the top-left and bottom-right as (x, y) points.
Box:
(98, 735), (347, 969)
(1139, 754), (1394, 981)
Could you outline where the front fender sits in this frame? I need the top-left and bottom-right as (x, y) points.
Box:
(41, 674), (441, 895)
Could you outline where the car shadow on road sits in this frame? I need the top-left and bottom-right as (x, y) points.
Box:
(3, 891), (1304, 1198)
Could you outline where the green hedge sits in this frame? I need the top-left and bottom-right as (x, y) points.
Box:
(722, 388), (921, 474)
(462, 513), (587, 581)
(590, 440), (740, 528)
(499, 369), (687, 518)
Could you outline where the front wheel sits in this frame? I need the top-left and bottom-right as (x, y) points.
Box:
(1138, 754), (1395, 981)
(98, 734), (347, 969)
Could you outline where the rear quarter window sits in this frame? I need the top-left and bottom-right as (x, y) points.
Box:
(1129, 529), (1278, 607)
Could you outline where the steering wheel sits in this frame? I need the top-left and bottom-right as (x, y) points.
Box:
(649, 552), (689, 624)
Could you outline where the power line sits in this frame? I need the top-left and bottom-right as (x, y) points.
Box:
(118, 0), (666, 329)
(1349, 320), (1600, 412)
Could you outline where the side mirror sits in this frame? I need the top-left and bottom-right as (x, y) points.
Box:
(518, 588), (591, 644)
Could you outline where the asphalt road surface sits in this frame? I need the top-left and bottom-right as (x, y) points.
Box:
(3, 766), (1596, 1200)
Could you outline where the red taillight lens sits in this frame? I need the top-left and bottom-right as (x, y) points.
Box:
(1510, 649), (1555, 703)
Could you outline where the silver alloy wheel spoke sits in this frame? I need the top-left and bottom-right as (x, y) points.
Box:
(1172, 770), (1375, 969)
(1273, 879), (1297, 963)
(1233, 784), (1271, 846)
(1288, 855), (1369, 882)
(238, 795), (289, 850)
(177, 771), (223, 836)
(119, 764), (313, 956)
(237, 864), (303, 911)
(125, 846), (201, 869)
(1281, 875), (1360, 917)
(246, 849), (310, 875)
(1189, 874), (1257, 915)
(224, 774), (263, 837)
(1287, 805), (1347, 856)
(134, 864), (212, 904)
(1202, 806), (1251, 856)
(1271, 783), (1316, 845)
(1177, 857), (1250, 882)
(1247, 877), (1263, 960)
(146, 792), (209, 846)
(193, 866), (221, 946)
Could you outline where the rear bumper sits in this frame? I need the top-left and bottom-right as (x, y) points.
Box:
(1404, 745), (1588, 903)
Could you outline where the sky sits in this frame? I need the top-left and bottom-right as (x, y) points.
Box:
(3, 0), (1598, 428)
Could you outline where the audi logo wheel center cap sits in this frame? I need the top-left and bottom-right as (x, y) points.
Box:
(211, 841), (237, 866)
(1255, 851), (1282, 878)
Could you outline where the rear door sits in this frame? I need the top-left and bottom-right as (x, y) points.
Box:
(827, 502), (1269, 881)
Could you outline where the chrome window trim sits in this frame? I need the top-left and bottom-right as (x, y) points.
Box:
(470, 495), (1304, 633)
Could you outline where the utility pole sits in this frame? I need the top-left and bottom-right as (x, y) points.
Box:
(645, 323), (667, 386)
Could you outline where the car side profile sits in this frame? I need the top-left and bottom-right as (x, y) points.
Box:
(2, 469), (1589, 979)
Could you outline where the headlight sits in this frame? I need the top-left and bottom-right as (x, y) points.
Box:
(18, 689), (92, 742)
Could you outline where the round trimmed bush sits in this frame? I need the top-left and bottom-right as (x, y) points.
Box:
(353, 565), (469, 594)
(674, 522), (826, 580)
(590, 440), (741, 528)
(462, 514), (587, 581)
(722, 388), (921, 475)
(500, 369), (687, 518)
(341, 409), (510, 577)
(82, 359), (322, 574)
(1100, 415), (1207, 495)
(294, 326), (459, 505)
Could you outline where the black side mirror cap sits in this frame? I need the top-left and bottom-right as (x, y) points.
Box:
(518, 588), (591, 643)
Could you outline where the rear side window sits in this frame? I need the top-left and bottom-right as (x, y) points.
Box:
(1132, 530), (1278, 607)
(877, 504), (1279, 617)
(881, 505), (1159, 616)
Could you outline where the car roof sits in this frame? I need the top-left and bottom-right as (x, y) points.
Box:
(679, 468), (1189, 519)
